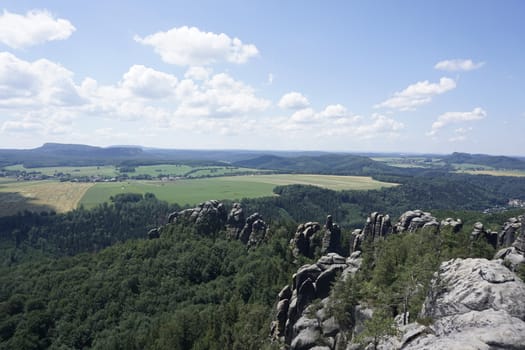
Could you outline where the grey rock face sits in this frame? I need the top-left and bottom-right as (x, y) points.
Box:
(499, 216), (522, 248)
(351, 212), (392, 253)
(167, 200), (227, 234)
(470, 221), (498, 248)
(422, 258), (525, 319)
(396, 258), (525, 350)
(321, 215), (343, 256)
(226, 202), (245, 239)
(291, 222), (322, 258)
(271, 253), (359, 346)
(394, 210), (437, 233)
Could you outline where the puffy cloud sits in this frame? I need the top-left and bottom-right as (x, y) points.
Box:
(278, 91), (310, 109)
(134, 26), (258, 66)
(174, 72), (271, 118)
(375, 77), (456, 111)
(0, 9), (75, 49)
(279, 101), (403, 140)
(428, 107), (486, 136)
(434, 59), (484, 72)
(121, 65), (178, 99)
(0, 51), (85, 108)
(184, 66), (212, 81)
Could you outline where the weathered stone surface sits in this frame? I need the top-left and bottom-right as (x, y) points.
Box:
(402, 310), (525, 350)
(168, 200), (227, 234)
(494, 246), (525, 272)
(291, 221), (322, 258)
(422, 258), (525, 320)
(499, 216), (522, 248)
(226, 202), (244, 239)
(351, 212), (392, 253)
(290, 327), (321, 350)
(394, 210), (436, 233)
(321, 215), (343, 255)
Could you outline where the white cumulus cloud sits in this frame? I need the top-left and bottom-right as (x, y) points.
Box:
(0, 51), (85, 108)
(278, 92), (310, 109)
(375, 77), (456, 111)
(134, 26), (259, 66)
(428, 107), (486, 136)
(121, 65), (178, 99)
(0, 9), (75, 49)
(434, 59), (485, 72)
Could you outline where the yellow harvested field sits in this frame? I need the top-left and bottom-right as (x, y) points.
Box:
(0, 181), (94, 216)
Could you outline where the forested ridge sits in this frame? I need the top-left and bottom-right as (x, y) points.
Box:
(2, 165), (525, 349)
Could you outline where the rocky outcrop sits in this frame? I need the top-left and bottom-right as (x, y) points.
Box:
(242, 213), (268, 247)
(470, 221), (498, 248)
(165, 201), (268, 244)
(270, 253), (362, 349)
(498, 215), (523, 247)
(494, 215), (525, 272)
(226, 202), (245, 239)
(291, 216), (343, 259)
(321, 215), (343, 256)
(167, 200), (227, 234)
(398, 258), (525, 350)
(394, 210), (439, 233)
(290, 222), (322, 258)
(351, 212), (392, 253)
(439, 217), (463, 233)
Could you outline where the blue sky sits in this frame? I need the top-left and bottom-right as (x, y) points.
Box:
(0, 0), (524, 155)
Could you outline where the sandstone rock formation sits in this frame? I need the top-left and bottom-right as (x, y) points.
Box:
(290, 215), (343, 259)
(270, 252), (362, 349)
(166, 201), (268, 244)
(351, 212), (392, 253)
(399, 258), (525, 350)
(290, 221), (322, 259)
(226, 202), (245, 239)
(470, 221), (498, 248)
(147, 227), (160, 239)
(394, 210), (439, 233)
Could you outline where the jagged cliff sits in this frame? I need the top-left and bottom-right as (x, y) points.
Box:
(270, 210), (525, 350)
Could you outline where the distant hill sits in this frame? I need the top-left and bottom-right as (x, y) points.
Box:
(234, 154), (405, 175)
(0, 143), (145, 167)
(444, 152), (525, 170)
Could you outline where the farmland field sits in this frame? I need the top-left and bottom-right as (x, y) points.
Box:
(4, 164), (265, 178)
(456, 169), (525, 177)
(4, 164), (118, 177)
(0, 181), (93, 216)
(80, 174), (398, 208)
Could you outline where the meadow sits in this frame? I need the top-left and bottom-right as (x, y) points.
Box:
(0, 181), (93, 216)
(79, 174), (397, 208)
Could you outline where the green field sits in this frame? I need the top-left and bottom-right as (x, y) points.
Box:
(80, 174), (398, 208)
(4, 164), (265, 178)
(4, 164), (118, 177)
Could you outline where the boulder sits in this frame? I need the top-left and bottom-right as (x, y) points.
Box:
(321, 215), (343, 255)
